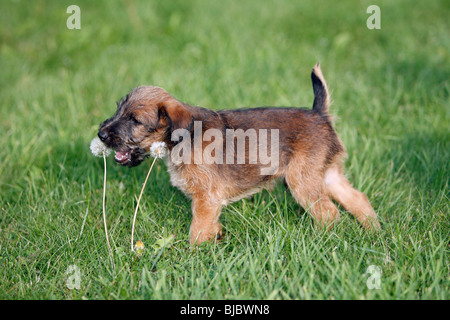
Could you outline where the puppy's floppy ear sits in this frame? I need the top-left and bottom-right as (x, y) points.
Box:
(158, 99), (193, 131)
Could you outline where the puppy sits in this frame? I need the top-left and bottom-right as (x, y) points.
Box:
(98, 64), (380, 244)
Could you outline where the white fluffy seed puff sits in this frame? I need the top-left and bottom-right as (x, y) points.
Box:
(90, 137), (111, 157)
(150, 141), (168, 159)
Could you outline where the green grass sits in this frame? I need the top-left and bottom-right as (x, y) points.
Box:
(0, 0), (448, 300)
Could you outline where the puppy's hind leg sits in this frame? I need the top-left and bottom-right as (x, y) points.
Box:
(325, 164), (380, 230)
(285, 163), (340, 229)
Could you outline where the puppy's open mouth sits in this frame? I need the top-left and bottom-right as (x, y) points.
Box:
(114, 150), (131, 164)
(113, 147), (147, 167)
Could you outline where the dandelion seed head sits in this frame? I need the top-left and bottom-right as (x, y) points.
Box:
(90, 137), (111, 157)
(150, 141), (168, 158)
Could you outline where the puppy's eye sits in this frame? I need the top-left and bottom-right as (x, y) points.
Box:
(130, 115), (142, 125)
(130, 115), (156, 133)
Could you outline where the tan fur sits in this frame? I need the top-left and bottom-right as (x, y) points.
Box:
(98, 65), (380, 245)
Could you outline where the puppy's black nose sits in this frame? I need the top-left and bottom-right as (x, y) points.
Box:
(98, 130), (109, 142)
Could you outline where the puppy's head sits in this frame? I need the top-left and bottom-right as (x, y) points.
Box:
(98, 86), (192, 167)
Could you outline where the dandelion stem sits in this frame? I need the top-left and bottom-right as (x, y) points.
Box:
(131, 157), (158, 251)
(102, 152), (114, 264)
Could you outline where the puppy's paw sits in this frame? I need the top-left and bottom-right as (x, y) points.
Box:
(189, 222), (223, 245)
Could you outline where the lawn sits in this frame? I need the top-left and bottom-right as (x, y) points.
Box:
(0, 0), (448, 300)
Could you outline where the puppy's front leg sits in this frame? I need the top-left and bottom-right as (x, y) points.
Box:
(189, 196), (223, 245)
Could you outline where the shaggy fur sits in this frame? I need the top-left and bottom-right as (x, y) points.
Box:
(98, 64), (380, 244)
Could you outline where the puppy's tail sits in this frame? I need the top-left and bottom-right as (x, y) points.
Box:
(311, 63), (330, 115)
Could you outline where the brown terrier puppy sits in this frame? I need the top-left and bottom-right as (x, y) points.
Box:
(98, 64), (380, 244)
